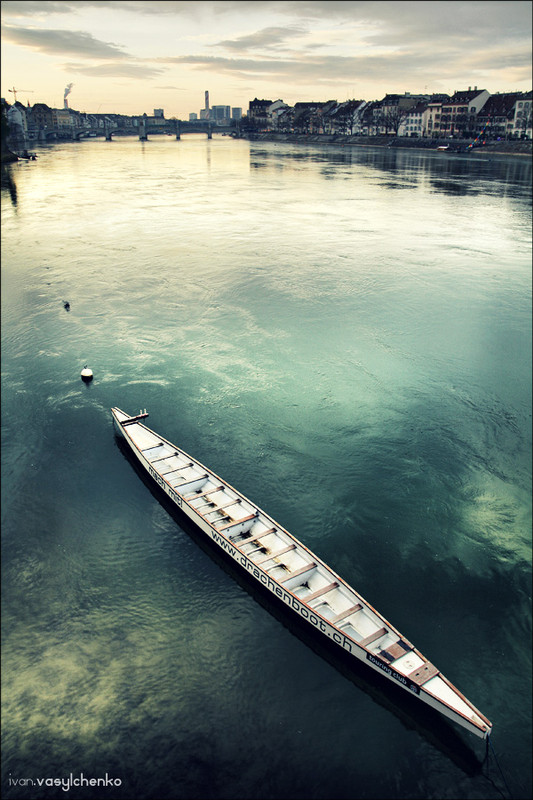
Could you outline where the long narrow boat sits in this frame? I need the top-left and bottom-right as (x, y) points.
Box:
(112, 407), (492, 740)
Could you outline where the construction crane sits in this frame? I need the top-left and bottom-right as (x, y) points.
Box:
(8, 87), (34, 103)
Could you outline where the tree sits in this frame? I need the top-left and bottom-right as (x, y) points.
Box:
(381, 106), (409, 135)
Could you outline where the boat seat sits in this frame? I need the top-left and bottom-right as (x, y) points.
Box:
(358, 627), (388, 648)
(265, 561), (291, 574)
(235, 528), (277, 545)
(304, 582), (338, 603)
(196, 497), (241, 512)
(379, 640), (412, 662)
(330, 604), (363, 625)
(218, 512), (259, 531)
(254, 544), (296, 565)
(173, 473), (209, 489)
(142, 442), (165, 452)
(151, 451), (182, 464)
(279, 562), (317, 583)
(202, 500), (242, 518)
(408, 661), (439, 686)
(183, 484), (224, 499)
(161, 466), (188, 477)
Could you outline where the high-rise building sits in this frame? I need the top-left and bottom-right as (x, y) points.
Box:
(232, 108), (242, 120)
(211, 105), (231, 121)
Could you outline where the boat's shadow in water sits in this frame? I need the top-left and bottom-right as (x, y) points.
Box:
(115, 435), (484, 776)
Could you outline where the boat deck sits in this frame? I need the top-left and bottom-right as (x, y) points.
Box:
(113, 408), (492, 737)
(126, 420), (431, 660)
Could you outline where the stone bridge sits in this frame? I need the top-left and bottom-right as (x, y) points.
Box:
(38, 120), (238, 142)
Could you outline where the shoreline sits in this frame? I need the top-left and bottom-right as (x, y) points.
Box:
(241, 132), (532, 157)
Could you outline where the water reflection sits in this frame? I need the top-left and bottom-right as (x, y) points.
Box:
(1, 165), (18, 207)
(116, 436), (484, 778)
(248, 141), (532, 197)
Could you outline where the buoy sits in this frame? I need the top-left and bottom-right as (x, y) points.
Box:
(63, 301), (70, 311)
(81, 365), (93, 382)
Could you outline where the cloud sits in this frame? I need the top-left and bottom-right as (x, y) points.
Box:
(1, 1), (76, 14)
(0, 0), (264, 17)
(63, 61), (166, 79)
(158, 52), (399, 87)
(215, 25), (308, 51)
(2, 24), (129, 59)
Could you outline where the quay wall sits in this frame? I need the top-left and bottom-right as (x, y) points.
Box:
(243, 132), (532, 157)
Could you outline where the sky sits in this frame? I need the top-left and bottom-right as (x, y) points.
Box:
(1, 0), (531, 118)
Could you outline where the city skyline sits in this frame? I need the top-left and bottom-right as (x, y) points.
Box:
(1, 1), (531, 118)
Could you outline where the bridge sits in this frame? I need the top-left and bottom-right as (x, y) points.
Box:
(34, 120), (238, 143)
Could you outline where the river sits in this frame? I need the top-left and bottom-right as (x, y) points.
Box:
(1, 135), (531, 800)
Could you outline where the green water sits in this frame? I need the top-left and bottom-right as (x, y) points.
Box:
(1, 137), (531, 799)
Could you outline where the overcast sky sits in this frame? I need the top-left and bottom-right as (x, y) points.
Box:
(1, 0), (531, 117)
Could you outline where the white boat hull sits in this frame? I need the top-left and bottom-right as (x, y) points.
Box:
(112, 407), (492, 740)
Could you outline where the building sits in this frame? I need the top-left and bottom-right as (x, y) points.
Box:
(439, 88), (490, 137)
(231, 108), (242, 120)
(248, 98), (273, 129)
(375, 93), (430, 134)
(52, 107), (75, 135)
(189, 113), (198, 121)
(5, 101), (28, 144)
(211, 105), (231, 122)
(398, 102), (428, 137)
(512, 91), (532, 138)
(266, 100), (290, 130)
(476, 92), (524, 139)
(27, 102), (54, 132)
(324, 100), (367, 135)
(475, 92), (532, 139)
(154, 109), (164, 118)
(423, 94), (451, 137)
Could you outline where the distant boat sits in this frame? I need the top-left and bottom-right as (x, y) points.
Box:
(112, 407), (493, 741)
(436, 145), (450, 151)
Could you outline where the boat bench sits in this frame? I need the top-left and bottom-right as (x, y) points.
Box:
(379, 640), (412, 663)
(278, 562), (317, 588)
(407, 661), (439, 685)
(358, 627), (388, 649)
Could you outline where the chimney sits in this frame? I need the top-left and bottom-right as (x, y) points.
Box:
(64, 98), (69, 109)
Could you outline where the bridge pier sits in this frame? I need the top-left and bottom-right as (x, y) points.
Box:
(176, 122), (180, 140)
(207, 125), (212, 140)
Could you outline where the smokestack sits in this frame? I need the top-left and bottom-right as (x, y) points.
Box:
(64, 83), (74, 109)
(205, 90), (209, 110)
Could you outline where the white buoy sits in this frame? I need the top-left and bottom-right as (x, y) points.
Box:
(81, 365), (93, 382)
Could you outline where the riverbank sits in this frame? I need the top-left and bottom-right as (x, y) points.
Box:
(242, 132), (532, 157)
(1, 144), (19, 164)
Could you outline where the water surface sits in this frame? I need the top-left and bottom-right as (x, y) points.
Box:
(2, 136), (531, 799)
